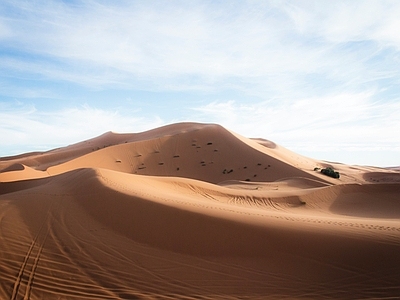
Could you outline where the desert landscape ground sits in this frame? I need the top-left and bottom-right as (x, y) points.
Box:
(1, 122), (399, 299)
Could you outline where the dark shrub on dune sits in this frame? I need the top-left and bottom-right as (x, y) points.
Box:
(320, 167), (340, 179)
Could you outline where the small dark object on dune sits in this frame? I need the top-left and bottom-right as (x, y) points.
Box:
(320, 167), (340, 179)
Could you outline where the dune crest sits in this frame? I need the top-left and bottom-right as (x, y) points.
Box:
(1, 122), (399, 299)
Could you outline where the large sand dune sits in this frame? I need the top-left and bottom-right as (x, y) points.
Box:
(1, 123), (399, 299)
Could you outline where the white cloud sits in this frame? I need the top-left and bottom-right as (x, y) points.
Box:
(281, 1), (400, 45)
(2, 0), (400, 95)
(191, 93), (400, 166)
(1, 1), (400, 166)
(1, 96), (399, 166)
(0, 102), (164, 155)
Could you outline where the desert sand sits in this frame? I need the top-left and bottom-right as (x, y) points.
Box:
(1, 122), (399, 299)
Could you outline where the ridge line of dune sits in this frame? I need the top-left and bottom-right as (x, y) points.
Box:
(89, 168), (400, 237)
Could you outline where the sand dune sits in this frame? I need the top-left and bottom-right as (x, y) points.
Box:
(1, 123), (400, 299)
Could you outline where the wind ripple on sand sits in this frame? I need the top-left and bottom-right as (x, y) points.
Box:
(1, 123), (400, 299)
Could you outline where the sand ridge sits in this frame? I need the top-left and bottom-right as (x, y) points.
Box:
(1, 122), (400, 299)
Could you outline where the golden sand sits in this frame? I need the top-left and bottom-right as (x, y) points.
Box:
(1, 123), (399, 299)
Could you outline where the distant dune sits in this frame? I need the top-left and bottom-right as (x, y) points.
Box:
(1, 122), (399, 299)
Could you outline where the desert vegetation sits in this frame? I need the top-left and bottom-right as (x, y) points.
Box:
(316, 167), (340, 179)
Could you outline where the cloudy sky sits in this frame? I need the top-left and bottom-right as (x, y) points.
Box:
(1, 0), (400, 166)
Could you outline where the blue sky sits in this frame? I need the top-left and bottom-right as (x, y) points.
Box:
(1, 0), (400, 167)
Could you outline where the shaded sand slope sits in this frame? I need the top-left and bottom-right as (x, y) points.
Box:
(1, 122), (400, 299)
(0, 168), (399, 299)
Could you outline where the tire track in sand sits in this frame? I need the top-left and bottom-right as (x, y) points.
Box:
(11, 199), (53, 300)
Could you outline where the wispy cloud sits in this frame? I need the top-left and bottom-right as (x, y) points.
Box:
(1, 1), (400, 166)
(1, 95), (399, 166)
(0, 102), (164, 155)
(191, 93), (400, 166)
(2, 0), (400, 95)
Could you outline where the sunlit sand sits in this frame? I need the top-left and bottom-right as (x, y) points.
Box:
(1, 123), (399, 299)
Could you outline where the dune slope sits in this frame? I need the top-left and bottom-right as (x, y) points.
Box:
(1, 122), (400, 299)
